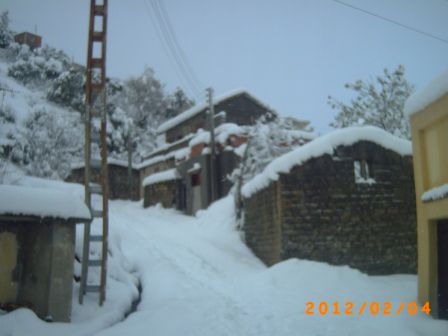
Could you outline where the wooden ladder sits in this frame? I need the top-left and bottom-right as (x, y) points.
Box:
(79, 0), (109, 306)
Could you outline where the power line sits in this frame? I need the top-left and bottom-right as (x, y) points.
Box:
(155, 0), (205, 91)
(149, 0), (203, 96)
(144, 0), (204, 99)
(142, 0), (200, 98)
(330, 0), (448, 45)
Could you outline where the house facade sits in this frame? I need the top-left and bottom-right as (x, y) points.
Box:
(406, 70), (448, 319)
(242, 127), (417, 275)
(142, 90), (312, 215)
(14, 32), (42, 50)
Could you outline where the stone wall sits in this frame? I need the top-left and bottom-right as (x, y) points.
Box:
(143, 180), (178, 208)
(243, 182), (282, 266)
(68, 164), (141, 200)
(243, 141), (417, 275)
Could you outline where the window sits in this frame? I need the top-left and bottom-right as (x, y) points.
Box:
(354, 160), (375, 184)
(191, 172), (201, 186)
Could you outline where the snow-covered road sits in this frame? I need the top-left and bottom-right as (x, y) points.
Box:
(2, 197), (447, 336)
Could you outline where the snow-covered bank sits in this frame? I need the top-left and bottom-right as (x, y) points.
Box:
(1, 196), (447, 336)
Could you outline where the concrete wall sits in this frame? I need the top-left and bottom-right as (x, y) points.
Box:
(244, 141), (417, 275)
(143, 180), (178, 208)
(0, 218), (76, 322)
(410, 92), (448, 318)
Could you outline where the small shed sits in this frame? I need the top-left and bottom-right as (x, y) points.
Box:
(405, 69), (448, 319)
(67, 159), (141, 201)
(242, 127), (417, 275)
(14, 32), (42, 50)
(0, 185), (90, 322)
(143, 168), (180, 208)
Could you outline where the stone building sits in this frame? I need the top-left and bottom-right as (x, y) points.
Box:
(0, 184), (90, 322)
(143, 169), (179, 208)
(141, 89), (316, 214)
(406, 69), (448, 319)
(242, 127), (417, 275)
(67, 158), (140, 201)
(14, 32), (42, 50)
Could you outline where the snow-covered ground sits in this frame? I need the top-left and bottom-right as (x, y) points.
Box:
(1, 192), (447, 336)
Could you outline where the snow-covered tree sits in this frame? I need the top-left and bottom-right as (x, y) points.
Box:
(165, 87), (194, 119)
(0, 11), (13, 48)
(106, 106), (136, 160)
(16, 107), (82, 179)
(328, 65), (413, 139)
(47, 67), (85, 112)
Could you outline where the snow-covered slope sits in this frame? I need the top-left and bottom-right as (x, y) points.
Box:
(1, 193), (446, 336)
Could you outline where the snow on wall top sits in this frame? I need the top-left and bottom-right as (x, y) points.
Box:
(404, 68), (448, 117)
(157, 89), (272, 134)
(242, 126), (412, 198)
(142, 168), (179, 187)
(0, 184), (91, 220)
(421, 183), (448, 203)
(71, 157), (129, 170)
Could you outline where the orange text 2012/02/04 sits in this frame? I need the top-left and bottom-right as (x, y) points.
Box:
(305, 301), (431, 316)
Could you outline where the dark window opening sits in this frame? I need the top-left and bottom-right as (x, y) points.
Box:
(191, 172), (201, 187)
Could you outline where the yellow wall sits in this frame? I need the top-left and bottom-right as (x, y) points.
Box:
(410, 92), (448, 318)
(0, 231), (18, 303)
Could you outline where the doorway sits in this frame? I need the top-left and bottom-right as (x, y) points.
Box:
(438, 219), (448, 319)
(0, 231), (18, 304)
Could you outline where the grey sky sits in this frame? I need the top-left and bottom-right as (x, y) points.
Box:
(2, 0), (448, 133)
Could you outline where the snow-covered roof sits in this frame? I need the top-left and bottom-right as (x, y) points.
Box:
(71, 158), (129, 170)
(422, 183), (448, 203)
(142, 168), (179, 187)
(215, 123), (246, 144)
(242, 126), (412, 198)
(157, 89), (272, 134)
(0, 184), (91, 220)
(405, 68), (448, 117)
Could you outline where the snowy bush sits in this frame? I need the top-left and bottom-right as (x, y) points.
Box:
(0, 11), (13, 49)
(16, 107), (82, 179)
(8, 44), (70, 85)
(107, 106), (136, 159)
(47, 67), (85, 112)
(0, 103), (15, 124)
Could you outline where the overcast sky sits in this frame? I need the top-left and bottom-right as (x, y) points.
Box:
(2, 0), (448, 133)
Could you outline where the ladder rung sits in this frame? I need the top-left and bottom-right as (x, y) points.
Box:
(88, 259), (102, 267)
(89, 183), (102, 195)
(90, 235), (103, 242)
(91, 209), (103, 218)
(85, 285), (101, 293)
(90, 58), (104, 68)
(92, 31), (104, 42)
(93, 5), (105, 16)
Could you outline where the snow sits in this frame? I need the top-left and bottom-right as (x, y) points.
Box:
(286, 129), (317, 141)
(142, 168), (179, 187)
(405, 68), (448, 117)
(1, 194), (447, 336)
(242, 126), (412, 198)
(188, 128), (210, 147)
(157, 89), (274, 134)
(0, 184), (90, 220)
(71, 158), (129, 170)
(422, 183), (448, 202)
(215, 123), (246, 144)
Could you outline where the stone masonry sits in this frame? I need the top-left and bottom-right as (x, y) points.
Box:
(243, 141), (417, 275)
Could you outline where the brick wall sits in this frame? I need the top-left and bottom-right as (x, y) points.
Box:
(243, 141), (417, 275)
(143, 180), (178, 208)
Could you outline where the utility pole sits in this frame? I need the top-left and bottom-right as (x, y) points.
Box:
(127, 127), (133, 200)
(207, 87), (217, 202)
